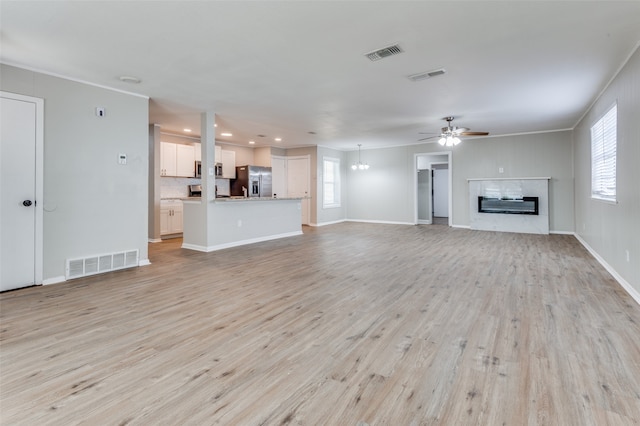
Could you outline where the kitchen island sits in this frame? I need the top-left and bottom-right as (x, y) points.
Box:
(181, 197), (303, 252)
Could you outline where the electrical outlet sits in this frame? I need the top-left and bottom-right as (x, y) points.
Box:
(499, 167), (504, 174)
(118, 153), (127, 165)
(96, 107), (105, 117)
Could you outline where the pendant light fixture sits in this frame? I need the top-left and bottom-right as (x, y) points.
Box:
(351, 144), (370, 170)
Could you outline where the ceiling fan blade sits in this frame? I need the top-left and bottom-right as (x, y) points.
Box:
(418, 132), (439, 135)
(459, 131), (489, 136)
(417, 135), (440, 141)
(451, 127), (469, 134)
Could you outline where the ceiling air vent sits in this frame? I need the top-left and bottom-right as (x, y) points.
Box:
(407, 68), (446, 82)
(365, 44), (403, 61)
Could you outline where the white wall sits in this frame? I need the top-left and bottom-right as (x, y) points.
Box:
(345, 133), (574, 231)
(574, 46), (640, 293)
(1, 64), (149, 281)
(448, 131), (574, 231)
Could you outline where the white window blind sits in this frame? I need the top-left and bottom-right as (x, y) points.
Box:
(591, 103), (617, 201)
(323, 157), (341, 208)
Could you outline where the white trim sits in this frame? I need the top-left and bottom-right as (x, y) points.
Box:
(346, 219), (414, 226)
(1, 91), (44, 285)
(574, 233), (640, 306)
(451, 224), (471, 229)
(138, 259), (151, 267)
(573, 41), (640, 129)
(417, 220), (432, 225)
(549, 230), (574, 235)
(310, 219), (347, 227)
(182, 231), (303, 252)
(148, 238), (163, 243)
(42, 276), (66, 286)
(1, 61), (149, 99)
(467, 177), (551, 181)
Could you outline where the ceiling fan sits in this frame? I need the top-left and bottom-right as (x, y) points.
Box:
(418, 116), (489, 146)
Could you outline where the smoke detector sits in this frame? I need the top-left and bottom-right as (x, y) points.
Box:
(365, 44), (403, 61)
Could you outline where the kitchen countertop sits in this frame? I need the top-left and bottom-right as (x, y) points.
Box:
(213, 196), (307, 203)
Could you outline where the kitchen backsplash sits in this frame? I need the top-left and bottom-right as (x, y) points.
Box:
(161, 177), (201, 198)
(160, 177), (232, 198)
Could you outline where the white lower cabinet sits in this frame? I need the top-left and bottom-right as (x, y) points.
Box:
(160, 200), (183, 235)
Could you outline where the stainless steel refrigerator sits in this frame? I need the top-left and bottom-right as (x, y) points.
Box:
(230, 165), (272, 198)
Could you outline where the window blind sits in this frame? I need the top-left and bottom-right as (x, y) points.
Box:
(591, 103), (617, 201)
(323, 157), (341, 208)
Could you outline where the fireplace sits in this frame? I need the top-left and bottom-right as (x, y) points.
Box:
(478, 196), (539, 215)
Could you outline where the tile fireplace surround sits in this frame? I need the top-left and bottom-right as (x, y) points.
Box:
(468, 177), (550, 234)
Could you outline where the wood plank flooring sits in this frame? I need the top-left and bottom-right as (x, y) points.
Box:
(1, 223), (639, 425)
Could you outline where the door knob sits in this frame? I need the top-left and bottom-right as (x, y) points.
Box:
(23, 200), (32, 207)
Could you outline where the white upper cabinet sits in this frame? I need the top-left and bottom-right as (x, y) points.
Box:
(161, 142), (196, 177)
(176, 144), (195, 177)
(161, 142), (177, 176)
(221, 150), (236, 179)
(194, 143), (201, 162)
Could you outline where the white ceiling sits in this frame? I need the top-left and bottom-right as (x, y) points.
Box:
(2, 1), (640, 150)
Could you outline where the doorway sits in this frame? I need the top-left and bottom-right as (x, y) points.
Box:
(1, 92), (44, 291)
(414, 152), (451, 226)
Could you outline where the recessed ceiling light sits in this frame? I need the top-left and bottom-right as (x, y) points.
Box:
(274, 137), (282, 142)
(221, 132), (232, 137)
(214, 123), (217, 127)
(249, 141), (255, 145)
(118, 75), (141, 84)
(183, 128), (192, 133)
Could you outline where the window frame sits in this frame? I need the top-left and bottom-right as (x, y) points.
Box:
(322, 156), (341, 209)
(590, 102), (617, 203)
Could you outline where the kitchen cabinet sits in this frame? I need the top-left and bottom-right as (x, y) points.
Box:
(176, 144), (195, 177)
(161, 142), (196, 177)
(221, 149), (236, 178)
(161, 142), (177, 176)
(194, 143), (201, 162)
(214, 145), (236, 178)
(160, 200), (183, 235)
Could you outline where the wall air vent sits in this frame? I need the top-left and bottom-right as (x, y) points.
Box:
(365, 44), (403, 61)
(407, 68), (446, 82)
(66, 249), (139, 280)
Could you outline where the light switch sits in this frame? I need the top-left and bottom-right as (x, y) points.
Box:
(499, 167), (504, 173)
(96, 107), (105, 117)
(209, 167), (214, 176)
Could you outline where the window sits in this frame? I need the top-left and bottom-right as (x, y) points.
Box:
(591, 103), (617, 202)
(323, 157), (341, 208)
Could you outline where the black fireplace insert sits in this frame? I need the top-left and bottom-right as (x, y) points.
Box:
(478, 196), (539, 215)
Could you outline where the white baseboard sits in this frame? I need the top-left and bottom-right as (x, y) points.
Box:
(346, 219), (414, 226)
(182, 231), (304, 253)
(138, 259), (151, 267)
(42, 276), (66, 285)
(550, 230), (574, 235)
(451, 224), (471, 229)
(148, 238), (162, 243)
(311, 219), (347, 227)
(574, 233), (640, 306)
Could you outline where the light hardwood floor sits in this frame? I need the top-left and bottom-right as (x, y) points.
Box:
(1, 223), (639, 425)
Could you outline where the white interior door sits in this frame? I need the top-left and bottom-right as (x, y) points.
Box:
(1, 93), (43, 291)
(286, 156), (310, 225)
(433, 167), (449, 217)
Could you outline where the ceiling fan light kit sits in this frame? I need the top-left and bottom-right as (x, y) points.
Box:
(419, 116), (489, 145)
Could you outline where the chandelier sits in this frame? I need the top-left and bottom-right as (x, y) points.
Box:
(351, 144), (369, 170)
